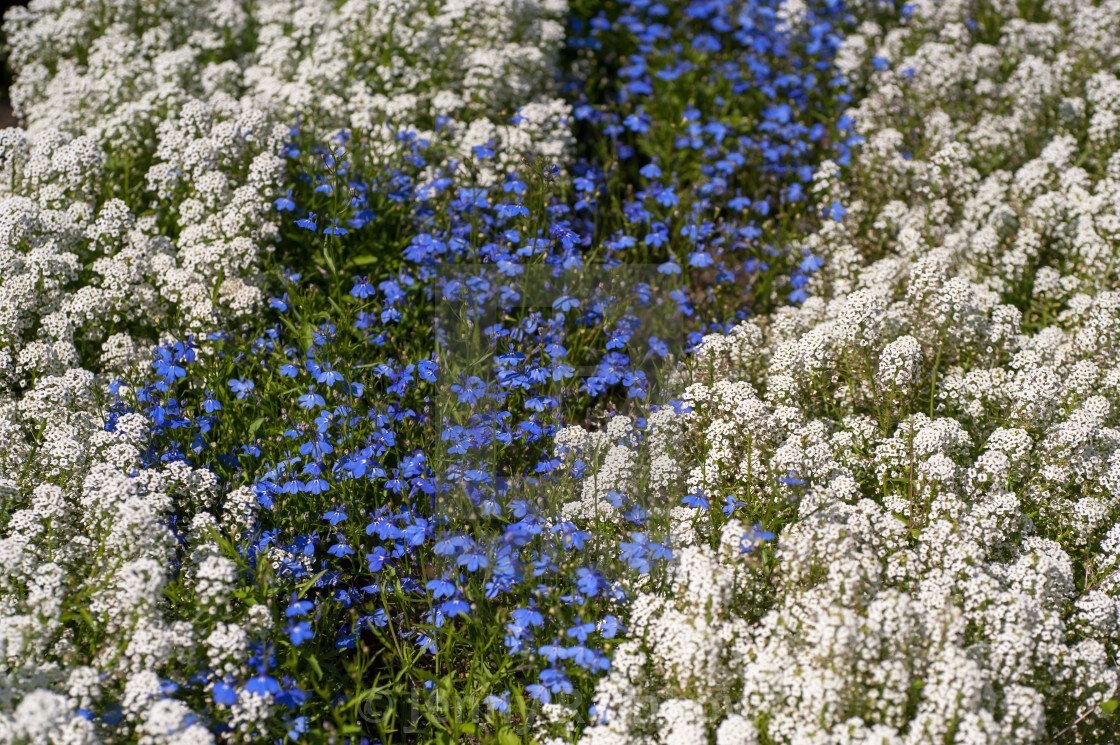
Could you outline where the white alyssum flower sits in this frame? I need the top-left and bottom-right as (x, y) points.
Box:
(573, 2), (1120, 742)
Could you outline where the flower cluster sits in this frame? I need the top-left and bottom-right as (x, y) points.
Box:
(20, 0), (1119, 742)
(0, 362), (280, 743)
(242, 0), (573, 175)
(5, 0), (571, 176)
(572, 1), (1120, 742)
(0, 0), (574, 400)
(0, 106), (288, 395)
(564, 0), (859, 312)
(119, 273), (663, 737)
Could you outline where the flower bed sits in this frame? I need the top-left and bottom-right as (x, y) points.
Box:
(2, 1), (1118, 744)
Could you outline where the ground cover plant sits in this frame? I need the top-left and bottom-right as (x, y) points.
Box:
(1, 0), (1118, 744)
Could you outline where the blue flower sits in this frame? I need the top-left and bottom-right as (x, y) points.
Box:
(227, 379), (255, 399)
(566, 621), (596, 643)
(451, 376), (486, 405)
(287, 716), (309, 740)
(552, 295), (580, 313)
(619, 533), (652, 574)
(575, 568), (602, 597)
(245, 675), (281, 697)
(681, 492), (709, 509)
(366, 547), (388, 572)
(723, 494), (746, 516)
(201, 392), (222, 413)
(274, 191), (296, 211)
(741, 523), (776, 553)
(779, 472), (806, 486)
(298, 388), (326, 409)
(313, 364), (344, 387)
(327, 542), (354, 558)
(288, 621), (313, 646)
(457, 552), (489, 572)
(484, 693), (510, 714)
(510, 607), (544, 630)
(212, 681), (238, 706)
(599, 615), (623, 639)
(426, 578), (456, 598)
(350, 276), (374, 299)
(440, 598), (470, 618)
(539, 667), (573, 695)
(655, 187), (678, 208)
(418, 359), (438, 383)
(800, 254), (825, 273)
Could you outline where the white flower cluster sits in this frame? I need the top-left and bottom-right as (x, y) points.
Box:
(0, 393), (266, 742)
(2, 2), (287, 368)
(5, 0), (571, 172)
(0, 109), (287, 397)
(572, 2), (1120, 742)
(241, 0), (572, 171)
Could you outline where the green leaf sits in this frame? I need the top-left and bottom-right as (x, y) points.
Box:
(497, 727), (525, 745)
(1102, 698), (1118, 716)
(305, 654), (323, 680)
(296, 571), (327, 597)
(247, 417), (265, 438)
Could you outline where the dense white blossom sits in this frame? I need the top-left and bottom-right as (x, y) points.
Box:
(5, 0), (570, 174)
(575, 2), (1120, 742)
(0, 379), (268, 739)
